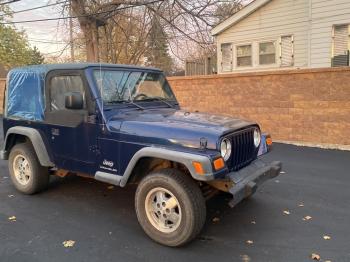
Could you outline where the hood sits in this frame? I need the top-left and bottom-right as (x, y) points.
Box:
(107, 108), (257, 150)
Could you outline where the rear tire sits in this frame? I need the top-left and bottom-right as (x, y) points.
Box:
(8, 142), (49, 195)
(135, 168), (206, 247)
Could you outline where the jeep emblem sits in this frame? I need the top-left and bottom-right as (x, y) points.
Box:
(103, 160), (114, 167)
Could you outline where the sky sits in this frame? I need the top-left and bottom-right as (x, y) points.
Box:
(4, 0), (253, 61)
(7, 0), (71, 58)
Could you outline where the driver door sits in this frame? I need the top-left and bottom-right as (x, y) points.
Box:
(44, 70), (97, 173)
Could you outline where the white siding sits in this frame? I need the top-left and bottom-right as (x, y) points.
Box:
(217, 0), (309, 73)
(310, 0), (350, 68)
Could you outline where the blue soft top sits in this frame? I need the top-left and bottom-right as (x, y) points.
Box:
(6, 63), (161, 121)
(9, 63), (161, 76)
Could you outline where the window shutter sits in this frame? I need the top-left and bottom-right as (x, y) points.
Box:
(280, 35), (294, 67)
(332, 25), (349, 67)
(221, 43), (232, 72)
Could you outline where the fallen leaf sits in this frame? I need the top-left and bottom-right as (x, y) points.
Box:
(251, 220), (256, 224)
(303, 216), (312, 221)
(298, 203), (304, 207)
(246, 240), (253, 245)
(283, 210), (290, 215)
(311, 253), (321, 260)
(62, 240), (75, 248)
(323, 235), (331, 240)
(212, 217), (220, 223)
(240, 254), (251, 262)
(107, 186), (114, 190)
(8, 216), (16, 221)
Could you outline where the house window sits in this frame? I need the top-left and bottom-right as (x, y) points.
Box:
(280, 35), (294, 67)
(236, 44), (252, 67)
(259, 41), (276, 65)
(332, 24), (350, 67)
(221, 43), (232, 72)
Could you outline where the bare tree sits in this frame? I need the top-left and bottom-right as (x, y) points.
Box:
(213, 0), (243, 25)
(69, 0), (223, 62)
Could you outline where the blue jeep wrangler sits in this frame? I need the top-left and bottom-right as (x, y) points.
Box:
(1, 64), (281, 246)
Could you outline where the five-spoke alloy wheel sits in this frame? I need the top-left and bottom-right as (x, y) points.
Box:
(145, 187), (182, 233)
(9, 142), (49, 195)
(135, 168), (206, 247)
(13, 154), (31, 186)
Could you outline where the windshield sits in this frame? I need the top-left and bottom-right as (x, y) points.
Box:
(93, 70), (176, 104)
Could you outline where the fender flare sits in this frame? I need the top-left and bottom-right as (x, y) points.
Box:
(119, 147), (215, 187)
(3, 126), (54, 167)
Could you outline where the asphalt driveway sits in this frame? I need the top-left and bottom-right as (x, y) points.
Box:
(0, 130), (349, 261)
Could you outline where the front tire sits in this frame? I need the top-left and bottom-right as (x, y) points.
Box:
(135, 168), (206, 247)
(8, 142), (49, 195)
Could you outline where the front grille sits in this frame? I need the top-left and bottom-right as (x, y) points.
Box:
(226, 128), (258, 171)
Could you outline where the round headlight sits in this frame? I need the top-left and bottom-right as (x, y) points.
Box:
(220, 138), (232, 161)
(254, 128), (261, 147)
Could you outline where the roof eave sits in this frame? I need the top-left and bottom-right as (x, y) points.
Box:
(211, 0), (272, 36)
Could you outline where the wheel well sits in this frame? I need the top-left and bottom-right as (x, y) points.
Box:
(5, 134), (30, 152)
(127, 157), (191, 184)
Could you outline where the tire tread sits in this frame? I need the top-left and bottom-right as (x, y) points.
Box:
(135, 168), (206, 246)
(9, 142), (49, 194)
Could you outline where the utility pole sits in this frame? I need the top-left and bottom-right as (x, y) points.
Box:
(69, 0), (75, 62)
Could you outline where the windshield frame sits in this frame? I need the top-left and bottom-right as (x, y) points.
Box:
(90, 67), (178, 107)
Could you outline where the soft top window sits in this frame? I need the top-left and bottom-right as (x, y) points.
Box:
(6, 70), (45, 121)
(50, 75), (86, 111)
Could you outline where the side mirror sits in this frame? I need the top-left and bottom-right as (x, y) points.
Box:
(65, 92), (84, 110)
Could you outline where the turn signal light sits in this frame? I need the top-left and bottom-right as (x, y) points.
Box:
(213, 157), (225, 171)
(266, 137), (273, 146)
(192, 161), (205, 175)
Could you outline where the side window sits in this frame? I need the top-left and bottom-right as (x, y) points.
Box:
(259, 41), (276, 65)
(50, 75), (85, 111)
(236, 44), (252, 67)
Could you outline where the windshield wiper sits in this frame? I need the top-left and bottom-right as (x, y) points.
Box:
(107, 100), (145, 110)
(141, 97), (175, 108)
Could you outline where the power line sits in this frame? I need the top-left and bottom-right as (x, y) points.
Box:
(0, 0), (163, 25)
(0, 1), (67, 17)
(28, 39), (67, 44)
(0, 0), (20, 6)
(26, 32), (211, 48)
(41, 43), (70, 56)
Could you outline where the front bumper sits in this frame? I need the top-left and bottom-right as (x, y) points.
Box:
(226, 159), (282, 207)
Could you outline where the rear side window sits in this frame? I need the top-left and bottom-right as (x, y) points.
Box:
(6, 71), (45, 121)
(50, 75), (85, 111)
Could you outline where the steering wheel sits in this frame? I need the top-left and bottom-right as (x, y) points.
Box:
(133, 93), (149, 100)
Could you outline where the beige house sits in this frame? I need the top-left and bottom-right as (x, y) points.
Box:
(212, 0), (350, 73)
